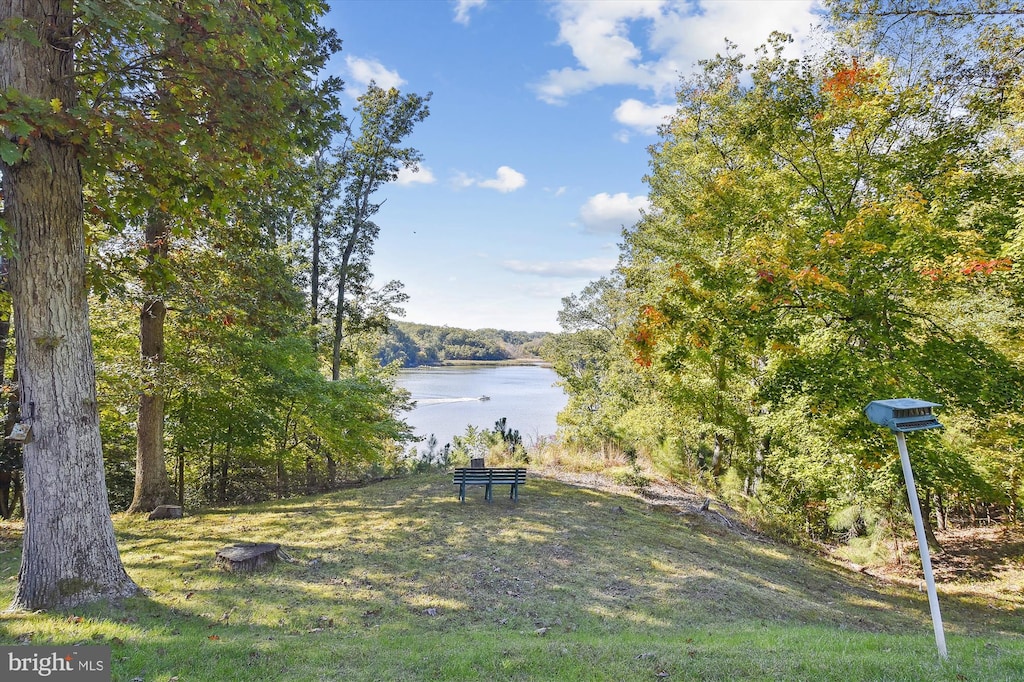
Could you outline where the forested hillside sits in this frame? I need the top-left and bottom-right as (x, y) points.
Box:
(377, 321), (548, 366)
(544, 4), (1024, 554)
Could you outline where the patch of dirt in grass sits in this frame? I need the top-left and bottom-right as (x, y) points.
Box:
(532, 465), (705, 509)
(930, 526), (1024, 583)
(849, 526), (1024, 586)
(532, 465), (764, 539)
(864, 525), (1024, 619)
(533, 465), (1024, 631)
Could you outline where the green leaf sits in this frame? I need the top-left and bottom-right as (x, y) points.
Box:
(0, 139), (24, 165)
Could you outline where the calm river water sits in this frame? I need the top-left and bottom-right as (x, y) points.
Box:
(395, 364), (567, 449)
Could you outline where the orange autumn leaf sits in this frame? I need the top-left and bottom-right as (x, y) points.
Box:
(822, 57), (875, 105)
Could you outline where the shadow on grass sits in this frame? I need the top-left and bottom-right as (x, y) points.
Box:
(0, 473), (1021, 681)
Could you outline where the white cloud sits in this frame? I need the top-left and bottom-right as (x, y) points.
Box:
(477, 166), (527, 193)
(345, 56), (406, 92)
(579, 192), (649, 233)
(452, 171), (476, 189)
(535, 1), (664, 104)
(503, 257), (617, 278)
(535, 0), (820, 104)
(395, 165), (437, 186)
(453, 0), (486, 25)
(614, 98), (676, 135)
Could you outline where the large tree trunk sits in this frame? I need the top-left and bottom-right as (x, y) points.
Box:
(918, 489), (943, 554)
(1, 0), (138, 610)
(309, 150), (332, 345)
(311, 200), (323, 334)
(127, 212), (174, 513)
(710, 432), (726, 479)
(217, 427), (232, 504)
(0, 471), (22, 521)
(331, 267), (346, 381)
(331, 230), (359, 381)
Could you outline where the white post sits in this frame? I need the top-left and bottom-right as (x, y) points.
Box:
(895, 431), (948, 659)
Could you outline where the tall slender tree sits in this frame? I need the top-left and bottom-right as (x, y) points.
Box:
(330, 84), (430, 379)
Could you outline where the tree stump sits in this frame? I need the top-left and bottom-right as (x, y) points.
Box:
(215, 543), (282, 572)
(147, 505), (183, 520)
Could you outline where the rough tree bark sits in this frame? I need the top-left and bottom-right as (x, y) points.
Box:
(330, 232), (357, 381)
(126, 211), (175, 513)
(918, 489), (944, 554)
(1, 0), (138, 610)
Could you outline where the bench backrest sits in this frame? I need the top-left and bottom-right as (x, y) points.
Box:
(453, 467), (526, 484)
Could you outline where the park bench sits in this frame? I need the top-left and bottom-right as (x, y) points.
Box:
(452, 467), (526, 503)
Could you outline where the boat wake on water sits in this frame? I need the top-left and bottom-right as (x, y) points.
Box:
(414, 396), (488, 406)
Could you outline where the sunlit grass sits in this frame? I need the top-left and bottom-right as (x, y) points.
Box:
(0, 473), (1021, 681)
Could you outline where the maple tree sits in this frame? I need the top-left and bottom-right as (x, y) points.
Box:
(550, 31), (1024, 544)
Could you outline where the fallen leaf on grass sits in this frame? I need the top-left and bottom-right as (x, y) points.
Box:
(534, 627), (548, 636)
(423, 607), (438, 617)
(208, 634), (220, 641)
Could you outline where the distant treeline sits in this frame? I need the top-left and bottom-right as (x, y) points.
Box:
(377, 322), (549, 367)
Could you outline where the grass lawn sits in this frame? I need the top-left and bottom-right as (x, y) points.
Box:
(0, 473), (1021, 681)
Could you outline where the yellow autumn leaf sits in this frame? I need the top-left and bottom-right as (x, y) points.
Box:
(49, 98), (62, 113)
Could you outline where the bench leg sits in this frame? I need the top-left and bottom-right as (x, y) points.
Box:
(511, 483), (518, 501)
(459, 482), (466, 503)
(485, 483), (493, 502)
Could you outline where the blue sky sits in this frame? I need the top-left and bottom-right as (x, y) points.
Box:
(323, 1), (824, 332)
